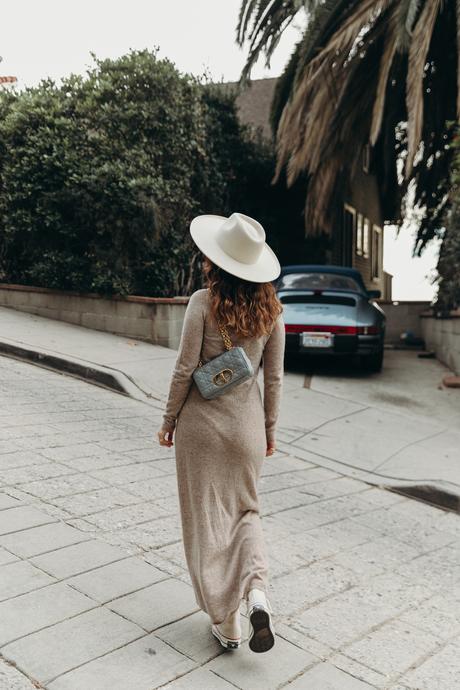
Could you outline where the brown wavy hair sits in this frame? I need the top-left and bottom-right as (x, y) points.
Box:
(201, 255), (283, 338)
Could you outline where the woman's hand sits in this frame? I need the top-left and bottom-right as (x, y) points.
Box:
(158, 426), (174, 447)
(266, 443), (276, 457)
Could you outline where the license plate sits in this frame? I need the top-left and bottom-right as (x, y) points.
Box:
(301, 332), (333, 348)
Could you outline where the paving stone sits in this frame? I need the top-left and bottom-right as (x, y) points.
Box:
(106, 578), (199, 631)
(0, 505), (56, 535)
(88, 461), (167, 485)
(2, 607), (144, 685)
(83, 501), (169, 530)
(351, 510), (456, 551)
(30, 539), (128, 578)
(275, 621), (332, 660)
(205, 634), (315, 689)
(0, 560), (56, 601)
(0, 439), (22, 454)
(39, 443), (103, 462)
(47, 632), (195, 690)
(329, 653), (389, 688)
(283, 661), (376, 689)
(53, 451), (138, 472)
(398, 592), (460, 640)
(0, 658), (37, 690)
(259, 487), (317, 515)
(357, 487), (406, 509)
(113, 516), (183, 549)
(258, 471), (314, 494)
(329, 535), (420, 579)
(0, 521), (89, 558)
(0, 493), (23, 509)
(99, 438), (155, 453)
(294, 573), (433, 650)
(344, 619), (442, 678)
(262, 454), (316, 475)
(0, 450), (51, 470)
(1, 462), (75, 485)
(125, 475), (179, 501)
(67, 556), (166, 603)
(393, 548), (460, 591)
(19, 473), (108, 500)
(160, 668), (237, 689)
(0, 546), (18, 565)
(0, 581), (95, 646)
(51, 486), (140, 517)
(143, 549), (188, 579)
(156, 610), (228, 663)
(398, 643), (460, 690)
(271, 560), (357, 619)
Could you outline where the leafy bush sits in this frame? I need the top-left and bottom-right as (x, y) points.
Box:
(435, 126), (460, 312)
(0, 50), (306, 296)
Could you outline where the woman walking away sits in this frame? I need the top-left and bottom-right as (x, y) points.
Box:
(157, 212), (285, 653)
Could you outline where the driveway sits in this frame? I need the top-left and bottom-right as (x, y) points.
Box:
(277, 349), (460, 497)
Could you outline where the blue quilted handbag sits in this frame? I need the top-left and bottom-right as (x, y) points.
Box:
(192, 320), (254, 399)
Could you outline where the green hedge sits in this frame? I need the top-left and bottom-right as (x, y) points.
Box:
(436, 126), (460, 311)
(0, 50), (309, 297)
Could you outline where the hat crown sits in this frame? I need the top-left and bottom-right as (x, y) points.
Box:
(216, 213), (265, 265)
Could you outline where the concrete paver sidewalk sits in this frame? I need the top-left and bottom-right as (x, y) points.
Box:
(0, 356), (459, 689)
(0, 306), (459, 498)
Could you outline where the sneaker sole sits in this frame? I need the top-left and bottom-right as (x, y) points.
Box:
(248, 608), (275, 653)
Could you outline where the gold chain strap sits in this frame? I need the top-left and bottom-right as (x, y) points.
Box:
(197, 319), (233, 368)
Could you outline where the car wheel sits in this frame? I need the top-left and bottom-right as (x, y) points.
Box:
(361, 349), (384, 373)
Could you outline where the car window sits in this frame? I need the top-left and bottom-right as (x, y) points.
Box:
(276, 272), (362, 292)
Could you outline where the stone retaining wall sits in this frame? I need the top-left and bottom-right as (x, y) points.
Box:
(421, 311), (460, 375)
(0, 283), (189, 350)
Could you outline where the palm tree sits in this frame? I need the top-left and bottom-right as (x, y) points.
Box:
(237, 0), (458, 252)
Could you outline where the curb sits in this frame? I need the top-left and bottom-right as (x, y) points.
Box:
(277, 437), (460, 508)
(0, 340), (164, 409)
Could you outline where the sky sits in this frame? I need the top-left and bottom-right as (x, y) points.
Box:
(0, 0), (440, 301)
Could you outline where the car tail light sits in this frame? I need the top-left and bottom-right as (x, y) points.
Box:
(356, 325), (381, 335)
(285, 324), (381, 335)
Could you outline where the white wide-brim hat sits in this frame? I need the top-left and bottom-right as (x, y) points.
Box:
(190, 212), (281, 283)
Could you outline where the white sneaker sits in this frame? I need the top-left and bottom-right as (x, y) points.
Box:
(246, 588), (275, 653)
(211, 623), (242, 650)
(211, 608), (242, 650)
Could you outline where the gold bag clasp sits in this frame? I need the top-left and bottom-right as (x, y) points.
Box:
(213, 368), (233, 386)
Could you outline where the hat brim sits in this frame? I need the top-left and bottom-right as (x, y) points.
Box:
(190, 215), (281, 283)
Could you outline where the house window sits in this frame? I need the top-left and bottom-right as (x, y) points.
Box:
(356, 213), (363, 256)
(342, 204), (355, 266)
(362, 217), (370, 258)
(371, 225), (382, 279)
(355, 214), (369, 258)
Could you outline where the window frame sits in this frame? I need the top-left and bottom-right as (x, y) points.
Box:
(371, 224), (382, 280)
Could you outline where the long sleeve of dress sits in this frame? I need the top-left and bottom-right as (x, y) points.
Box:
(262, 312), (285, 445)
(162, 290), (205, 432)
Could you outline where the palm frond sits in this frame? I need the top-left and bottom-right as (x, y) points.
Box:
(457, 0), (460, 115)
(395, 0), (421, 51)
(237, 0), (310, 82)
(405, 0), (443, 177)
(370, 5), (399, 145)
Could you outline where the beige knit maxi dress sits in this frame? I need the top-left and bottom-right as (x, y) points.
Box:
(162, 287), (285, 626)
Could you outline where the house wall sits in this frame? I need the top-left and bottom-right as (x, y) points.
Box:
(348, 162), (385, 296)
(380, 301), (432, 343)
